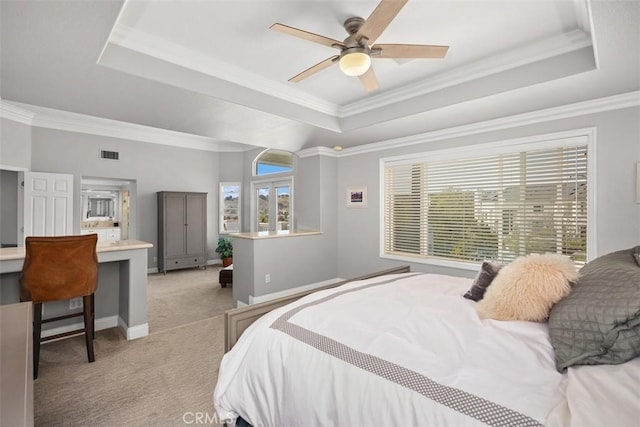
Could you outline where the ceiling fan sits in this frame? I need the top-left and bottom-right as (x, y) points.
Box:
(270, 0), (449, 92)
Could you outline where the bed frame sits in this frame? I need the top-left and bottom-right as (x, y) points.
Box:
(224, 265), (410, 351)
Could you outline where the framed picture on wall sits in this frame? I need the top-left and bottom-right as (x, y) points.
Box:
(347, 186), (367, 208)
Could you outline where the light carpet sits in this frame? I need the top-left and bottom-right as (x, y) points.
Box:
(33, 267), (232, 426)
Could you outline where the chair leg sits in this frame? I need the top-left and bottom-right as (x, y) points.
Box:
(83, 295), (95, 363)
(33, 302), (42, 380)
(90, 293), (95, 340)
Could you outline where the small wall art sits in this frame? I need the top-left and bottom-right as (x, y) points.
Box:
(347, 186), (367, 208)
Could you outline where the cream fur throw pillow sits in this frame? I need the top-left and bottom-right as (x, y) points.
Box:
(476, 253), (579, 322)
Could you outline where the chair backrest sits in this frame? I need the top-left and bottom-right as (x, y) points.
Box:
(20, 234), (99, 303)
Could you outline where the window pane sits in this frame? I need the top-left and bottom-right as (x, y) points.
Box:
(256, 149), (293, 176)
(220, 183), (240, 233)
(256, 187), (269, 232)
(383, 145), (588, 264)
(276, 185), (290, 231)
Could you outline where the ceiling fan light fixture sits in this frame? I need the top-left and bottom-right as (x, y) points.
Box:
(339, 49), (371, 77)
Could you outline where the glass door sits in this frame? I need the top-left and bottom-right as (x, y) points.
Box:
(255, 185), (270, 232)
(253, 179), (292, 232)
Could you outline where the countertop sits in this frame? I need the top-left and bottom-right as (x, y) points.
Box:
(0, 240), (153, 261)
(230, 230), (322, 240)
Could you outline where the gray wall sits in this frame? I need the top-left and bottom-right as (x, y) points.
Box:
(0, 170), (18, 246)
(0, 117), (31, 170)
(335, 107), (640, 279)
(232, 151), (339, 306)
(2, 105), (638, 300)
(16, 126), (246, 269)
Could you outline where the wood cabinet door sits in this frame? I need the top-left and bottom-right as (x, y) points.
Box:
(164, 193), (186, 258)
(185, 193), (206, 256)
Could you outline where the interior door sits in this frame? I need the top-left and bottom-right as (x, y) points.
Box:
(19, 171), (74, 244)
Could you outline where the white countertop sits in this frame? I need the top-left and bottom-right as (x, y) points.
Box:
(0, 240), (153, 261)
(230, 230), (322, 240)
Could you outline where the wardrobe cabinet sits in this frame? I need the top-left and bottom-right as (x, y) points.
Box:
(157, 192), (207, 273)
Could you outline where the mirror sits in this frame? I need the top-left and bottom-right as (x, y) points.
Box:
(82, 190), (119, 220)
(87, 196), (115, 219)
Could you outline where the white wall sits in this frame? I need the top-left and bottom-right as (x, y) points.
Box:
(335, 107), (640, 279)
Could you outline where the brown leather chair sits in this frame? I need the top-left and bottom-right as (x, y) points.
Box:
(20, 234), (99, 379)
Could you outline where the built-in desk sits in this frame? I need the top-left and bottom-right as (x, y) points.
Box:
(0, 240), (153, 340)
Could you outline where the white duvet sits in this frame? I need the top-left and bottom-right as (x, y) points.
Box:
(213, 273), (639, 426)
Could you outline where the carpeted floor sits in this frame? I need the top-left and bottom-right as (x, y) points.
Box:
(33, 267), (232, 426)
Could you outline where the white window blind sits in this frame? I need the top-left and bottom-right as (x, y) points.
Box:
(383, 145), (588, 264)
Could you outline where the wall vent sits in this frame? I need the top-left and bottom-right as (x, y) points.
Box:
(101, 150), (119, 160)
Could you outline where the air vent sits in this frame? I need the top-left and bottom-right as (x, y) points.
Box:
(101, 150), (119, 160)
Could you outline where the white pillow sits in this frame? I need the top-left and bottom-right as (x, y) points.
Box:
(476, 253), (578, 322)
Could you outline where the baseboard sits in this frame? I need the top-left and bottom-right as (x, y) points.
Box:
(118, 317), (148, 340)
(40, 315), (148, 341)
(236, 300), (248, 308)
(41, 315), (118, 340)
(248, 277), (346, 305)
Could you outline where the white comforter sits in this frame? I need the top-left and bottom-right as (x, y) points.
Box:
(213, 273), (638, 426)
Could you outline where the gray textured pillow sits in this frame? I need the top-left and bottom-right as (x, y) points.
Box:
(463, 262), (502, 302)
(634, 246), (640, 267)
(548, 246), (640, 372)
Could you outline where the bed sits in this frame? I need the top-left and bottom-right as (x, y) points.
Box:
(213, 249), (640, 426)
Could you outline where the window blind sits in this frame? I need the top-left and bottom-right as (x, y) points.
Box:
(383, 145), (588, 264)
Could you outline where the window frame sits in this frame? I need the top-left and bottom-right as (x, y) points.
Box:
(253, 148), (294, 177)
(219, 182), (241, 234)
(250, 177), (294, 233)
(379, 128), (597, 270)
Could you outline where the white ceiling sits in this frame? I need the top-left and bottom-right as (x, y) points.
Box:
(1, 1), (639, 153)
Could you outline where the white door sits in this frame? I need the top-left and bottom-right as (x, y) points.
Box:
(19, 171), (74, 244)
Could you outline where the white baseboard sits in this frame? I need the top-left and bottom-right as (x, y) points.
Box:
(248, 277), (345, 305)
(236, 300), (248, 308)
(41, 315), (118, 340)
(40, 315), (148, 341)
(118, 317), (148, 340)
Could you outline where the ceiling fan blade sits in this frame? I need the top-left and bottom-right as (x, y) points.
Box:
(373, 44), (449, 59)
(356, 0), (408, 44)
(358, 67), (379, 92)
(289, 55), (340, 82)
(271, 23), (345, 49)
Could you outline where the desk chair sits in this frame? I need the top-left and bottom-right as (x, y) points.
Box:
(20, 234), (99, 379)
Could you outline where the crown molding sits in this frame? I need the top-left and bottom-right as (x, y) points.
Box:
(0, 99), (34, 125)
(337, 91), (640, 157)
(339, 29), (593, 118)
(296, 146), (340, 159)
(5, 100), (248, 152)
(4, 91), (635, 157)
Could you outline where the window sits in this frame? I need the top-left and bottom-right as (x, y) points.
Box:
(382, 140), (589, 266)
(255, 149), (294, 176)
(252, 149), (294, 232)
(219, 182), (241, 233)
